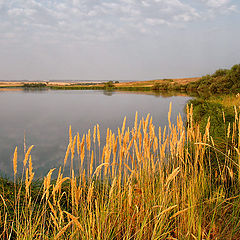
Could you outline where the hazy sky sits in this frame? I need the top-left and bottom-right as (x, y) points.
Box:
(0, 0), (240, 80)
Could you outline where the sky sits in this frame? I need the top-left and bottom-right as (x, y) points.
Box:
(0, 0), (240, 81)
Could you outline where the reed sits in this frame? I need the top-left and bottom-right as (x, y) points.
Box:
(1, 104), (240, 239)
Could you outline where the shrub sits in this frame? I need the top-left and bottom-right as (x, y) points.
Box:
(186, 64), (240, 93)
(23, 83), (47, 88)
(104, 81), (114, 89)
(212, 69), (228, 78)
(151, 82), (171, 91)
(151, 82), (161, 91)
(162, 79), (174, 82)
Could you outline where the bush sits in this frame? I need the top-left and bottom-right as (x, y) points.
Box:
(104, 81), (114, 89)
(212, 69), (228, 78)
(186, 64), (240, 93)
(151, 82), (161, 91)
(162, 79), (174, 82)
(151, 82), (171, 91)
(23, 83), (47, 88)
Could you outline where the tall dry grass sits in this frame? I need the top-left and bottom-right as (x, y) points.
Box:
(1, 104), (240, 239)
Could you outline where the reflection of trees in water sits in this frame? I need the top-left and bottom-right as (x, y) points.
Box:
(103, 90), (114, 96)
(102, 89), (194, 98)
(23, 88), (49, 93)
(188, 91), (212, 99)
(134, 90), (188, 98)
(154, 91), (175, 98)
(101, 88), (213, 99)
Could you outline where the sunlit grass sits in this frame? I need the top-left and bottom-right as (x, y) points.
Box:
(1, 104), (240, 239)
(209, 94), (240, 108)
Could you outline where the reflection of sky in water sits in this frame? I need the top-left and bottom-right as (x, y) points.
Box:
(0, 90), (192, 177)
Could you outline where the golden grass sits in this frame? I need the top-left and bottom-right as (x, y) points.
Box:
(1, 104), (240, 239)
(216, 94), (240, 108)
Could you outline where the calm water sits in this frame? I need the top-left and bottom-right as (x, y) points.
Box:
(0, 89), (192, 177)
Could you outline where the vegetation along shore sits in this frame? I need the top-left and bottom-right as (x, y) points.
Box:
(1, 64), (239, 94)
(0, 103), (240, 239)
(0, 64), (240, 239)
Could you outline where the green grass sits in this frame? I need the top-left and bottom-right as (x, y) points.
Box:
(1, 105), (240, 239)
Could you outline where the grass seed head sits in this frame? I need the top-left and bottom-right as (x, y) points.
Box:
(13, 146), (17, 176)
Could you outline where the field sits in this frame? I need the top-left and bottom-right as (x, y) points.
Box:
(1, 104), (240, 239)
(0, 77), (200, 90)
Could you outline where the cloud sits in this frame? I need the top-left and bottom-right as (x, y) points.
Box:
(0, 0), (238, 43)
(8, 8), (36, 17)
(203, 0), (230, 8)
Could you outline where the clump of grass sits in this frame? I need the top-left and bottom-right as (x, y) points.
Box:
(1, 104), (240, 239)
(209, 94), (240, 108)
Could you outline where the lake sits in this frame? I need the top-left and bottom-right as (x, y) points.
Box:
(0, 89), (192, 177)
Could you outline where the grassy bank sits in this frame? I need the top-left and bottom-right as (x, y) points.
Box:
(189, 94), (240, 175)
(1, 105), (240, 239)
(190, 94), (240, 138)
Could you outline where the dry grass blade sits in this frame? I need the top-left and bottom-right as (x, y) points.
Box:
(23, 145), (34, 167)
(154, 205), (177, 217)
(64, 142), (71, 168)
(168, 102), (172, 125)
(52, 177), (69, 194)
(54, 221), (73, 239)
(64, 211), (84, 232)
(13, 147), (17, 176)
(165, 167), (180, 187)
(0, 194), (7, 208)
(92, 163), (109, 177)
(97, 124), (100, 146)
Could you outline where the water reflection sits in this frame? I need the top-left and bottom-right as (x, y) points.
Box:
(0, 89), (192, 177)
(23, 88), (49, 93)
(103, 90), (114, 96)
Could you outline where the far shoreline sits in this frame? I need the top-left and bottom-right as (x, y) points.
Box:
(1, 63), (238, 94)
(0, 77), (200, 91)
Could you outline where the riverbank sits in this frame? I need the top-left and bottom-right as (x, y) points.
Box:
(1, 105), (240, 239)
